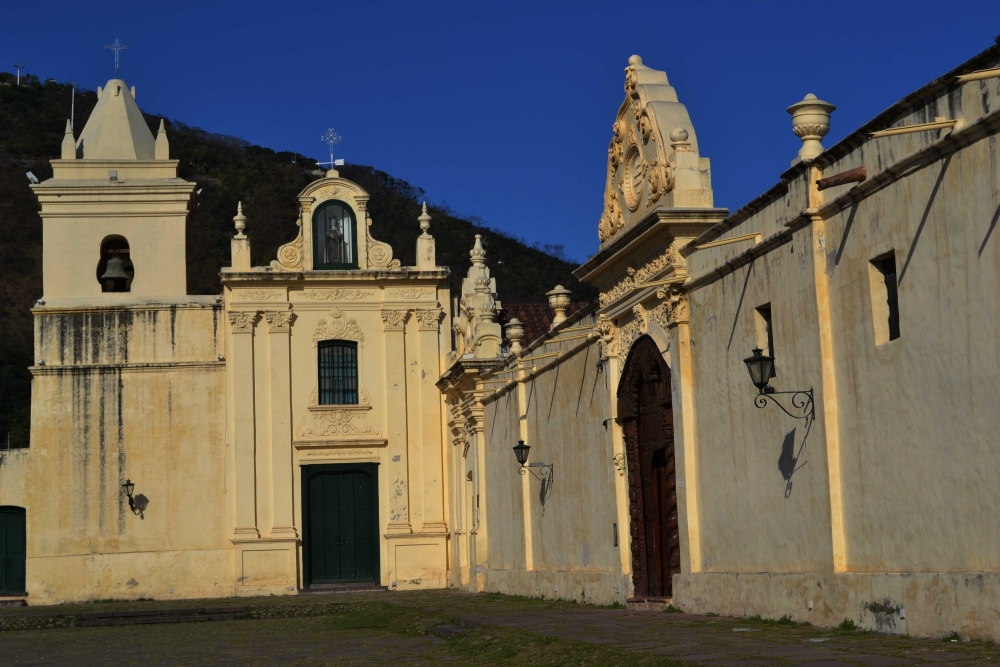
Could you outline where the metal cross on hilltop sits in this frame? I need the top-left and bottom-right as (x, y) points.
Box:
(104, 39), (130, 78)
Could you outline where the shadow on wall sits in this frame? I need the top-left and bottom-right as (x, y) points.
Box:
(133, 494), (149, 520)
(777, 427), (808, 499)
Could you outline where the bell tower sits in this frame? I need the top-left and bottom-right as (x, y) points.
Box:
(31, 78), (194, 301)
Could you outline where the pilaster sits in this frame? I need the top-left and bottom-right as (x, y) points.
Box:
(229, 311), (260, 540)
(663, 290), (701, 574)
(382, 309), (412, 534)
(416, 309), (447, 533)
(263, 310), (297, 539)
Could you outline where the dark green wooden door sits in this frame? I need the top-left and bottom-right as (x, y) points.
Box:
(303, 464), (378, 585)
(0, 507), (26, 595)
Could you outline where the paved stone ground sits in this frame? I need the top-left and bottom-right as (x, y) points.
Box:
(0, 590), (995, 666)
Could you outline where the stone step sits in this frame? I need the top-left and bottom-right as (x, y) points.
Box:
(0, 596), (27, 608)
(626, 596), (673, 612)
(77, 606), (247, 627)
(298, 583), (387, 595)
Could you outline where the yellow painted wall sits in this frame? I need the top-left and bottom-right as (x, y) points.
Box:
(27, 301), (229, 604)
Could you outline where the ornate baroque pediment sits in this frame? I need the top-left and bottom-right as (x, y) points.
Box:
(272, 177), (402, 271)
(598, 55), (712, 244)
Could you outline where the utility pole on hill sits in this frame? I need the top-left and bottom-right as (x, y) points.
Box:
(13, 64), (24, 85)
(70, 81), (78, 130)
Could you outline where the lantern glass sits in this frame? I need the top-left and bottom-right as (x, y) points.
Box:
(122, 479), (135, 497)
(743, 348), (775, 392)
(512, 440), (530, 466)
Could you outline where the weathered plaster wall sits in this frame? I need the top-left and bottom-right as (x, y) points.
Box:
(685, 229), (833, 575)
(0, 449), (29, 507)
(674, 45), (1000, 639)
(475, 318), (632, 605)
(27, 301), (228, 604)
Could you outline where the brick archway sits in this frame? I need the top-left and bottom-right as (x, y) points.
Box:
(617, 335), (680, 598)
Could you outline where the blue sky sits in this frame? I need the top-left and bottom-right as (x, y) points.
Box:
(3, 1), (996, 262)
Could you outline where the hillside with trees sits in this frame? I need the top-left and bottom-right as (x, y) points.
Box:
(0, 72), (594, 447)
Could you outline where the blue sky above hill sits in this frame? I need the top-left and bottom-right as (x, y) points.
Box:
(3, 1), (996, 262)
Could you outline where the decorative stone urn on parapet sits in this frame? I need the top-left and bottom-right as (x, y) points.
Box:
(505, 318), (526, 355)
(787, 93), (836, 165)
(546, 285), (572, 329)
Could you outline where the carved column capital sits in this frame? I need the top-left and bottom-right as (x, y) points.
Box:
(263, 311), (294, 333)
(415, 308), (443, 331)
(593, 316), (619, 358)
(381, 309), (408, 331)
(658, 285), (689, 327)
(228, 311), (257, 333)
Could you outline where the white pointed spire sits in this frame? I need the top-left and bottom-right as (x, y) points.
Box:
(61, 119), (76, 159)
(155, 119), (169, 160)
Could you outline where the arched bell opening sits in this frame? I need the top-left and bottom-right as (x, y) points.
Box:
(96, 235), (134, 293)
(617, 335), (680, 598)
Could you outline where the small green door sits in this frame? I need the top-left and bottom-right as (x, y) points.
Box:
(303, 464), (379, 585)
(0, 507), (26, 595)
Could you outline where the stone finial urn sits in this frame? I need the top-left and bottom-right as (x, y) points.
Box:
(505, 317), (526, 355)
(787, 93), (836, 165)
(546, 285), (572, 329)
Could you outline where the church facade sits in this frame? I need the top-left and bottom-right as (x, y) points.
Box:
(2, 36), (1000, 642)
(4, 77), (451, 601)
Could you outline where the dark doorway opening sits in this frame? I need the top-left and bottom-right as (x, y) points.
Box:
(0, 506), (26, 595)
(618, 336), (679, 598)
(302, 464), (379, 586)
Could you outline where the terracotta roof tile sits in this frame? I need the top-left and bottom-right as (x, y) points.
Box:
(499, 302), (589, 346)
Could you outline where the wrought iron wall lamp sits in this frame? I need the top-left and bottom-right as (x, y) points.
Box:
(743, 349), (815, 421)
(512, 440), (554, 483)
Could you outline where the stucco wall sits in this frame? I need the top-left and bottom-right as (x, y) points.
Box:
(674, 46), (1000, 639)
(27, 301), (229, 604)
(475, 316), (631, 604)
(686, 228), (833, 575)
(0, 449), (29, 508)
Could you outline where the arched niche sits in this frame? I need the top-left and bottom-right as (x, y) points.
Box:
(312, 200), (359, 270)
(96, 235), (134, 293)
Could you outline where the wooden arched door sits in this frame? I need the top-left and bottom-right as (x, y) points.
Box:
(618, 336), (680, 598)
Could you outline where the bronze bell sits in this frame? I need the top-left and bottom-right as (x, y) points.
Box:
(101, 253), (129, 292)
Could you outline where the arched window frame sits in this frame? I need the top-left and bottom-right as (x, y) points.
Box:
(317, 340), (359, 405)
(312, 200), (359, 270)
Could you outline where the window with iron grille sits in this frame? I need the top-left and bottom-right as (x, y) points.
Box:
(318, 341), (358, 405)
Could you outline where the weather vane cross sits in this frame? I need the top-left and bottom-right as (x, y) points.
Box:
(320, 128), (344, 169)
(104, 39), (130, 78)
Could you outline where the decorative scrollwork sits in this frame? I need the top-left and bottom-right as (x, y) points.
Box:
(313, 308), (364, 344)
(599, 249), (674, 307)
(302, 289), (372, 301)
(271, 224), (303, 272)
(613, 453), (627, 477)
(518, 463), (554, 484)
(753, 389), (814, 421)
